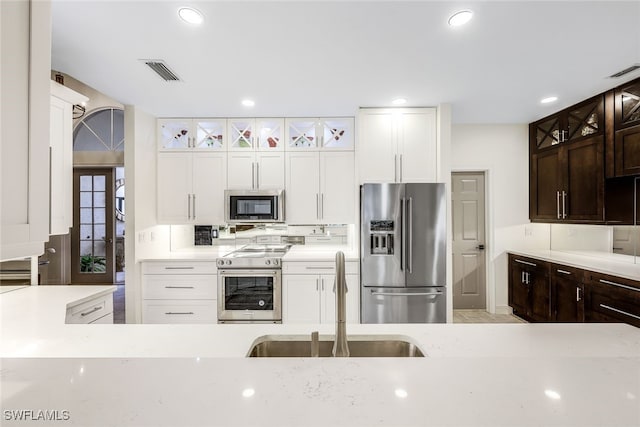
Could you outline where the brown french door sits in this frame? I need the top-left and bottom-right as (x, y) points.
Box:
(71, 168), (114, 284)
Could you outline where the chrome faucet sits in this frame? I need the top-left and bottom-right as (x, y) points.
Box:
(332, 251), (350, 357)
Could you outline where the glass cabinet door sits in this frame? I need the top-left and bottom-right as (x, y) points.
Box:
(158, 119), (191, 150)
(566, 96), (604, 142)
(228, 119), (254, 150)
(286, 119), (318, 149)
(194, 120), (226, 150)
(617, 80), (640, 129)
(320, 118), (354, 149)
(534, 115), (562, 150)
(256, 118), (284, 150)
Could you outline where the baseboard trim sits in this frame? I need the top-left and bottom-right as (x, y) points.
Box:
(495, 305), (512, 315)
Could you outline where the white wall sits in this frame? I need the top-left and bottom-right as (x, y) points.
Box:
(124, 105), (169, 323)
(451, 124), (550, 313)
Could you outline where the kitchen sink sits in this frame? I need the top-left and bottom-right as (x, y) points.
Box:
(247, 335), (425, 358)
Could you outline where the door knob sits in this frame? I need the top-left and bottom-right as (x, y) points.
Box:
(476, 244), (485, 250)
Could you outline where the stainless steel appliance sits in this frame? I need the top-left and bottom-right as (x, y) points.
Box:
(361, 183), (446, 323)
(216, 244), (290, 323)
(225, 189), (284, 223)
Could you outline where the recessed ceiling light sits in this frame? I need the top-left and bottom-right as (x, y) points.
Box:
(448, 10), (473, 27)
(242, 99), (255, 107)
(544, 389), (561, 400)
(392, 98), (407, 105)
(178, 7), (204, 25)
(540, 96), (558, 104)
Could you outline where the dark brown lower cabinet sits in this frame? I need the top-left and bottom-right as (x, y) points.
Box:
(550, 264), (584, 322)
(508, 254), (551, 322)
(584, 271), (640, 327)
(508, 253), (638, 328)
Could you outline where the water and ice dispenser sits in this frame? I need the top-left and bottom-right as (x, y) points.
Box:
(369, 220), (395, 255)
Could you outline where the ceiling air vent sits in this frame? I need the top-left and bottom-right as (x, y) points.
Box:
(609, 64), (640, 79)
(142, 60), (181, 82)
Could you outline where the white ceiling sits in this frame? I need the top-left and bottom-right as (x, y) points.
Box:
(51, 0), (640, 123)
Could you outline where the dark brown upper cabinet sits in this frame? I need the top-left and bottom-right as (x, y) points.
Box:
(612, 77), (640, 177)
(532, 95), (605, 153)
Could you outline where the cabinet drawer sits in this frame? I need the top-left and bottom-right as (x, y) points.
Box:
(66, 294), (114, 324)
(90, 313), (114, 324)
(142, 275), (216, 299)
(283, 261), (358, 275)
(585, 271), (640, 327)
(142, 300), (217, 324)
(142, 261), (217, 275)
(550, 263), (584, 279)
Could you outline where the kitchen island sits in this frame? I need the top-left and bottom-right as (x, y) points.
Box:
(1, 285), (639, 426)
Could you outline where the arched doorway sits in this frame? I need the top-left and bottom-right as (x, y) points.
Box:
(70, 108), (125, 286)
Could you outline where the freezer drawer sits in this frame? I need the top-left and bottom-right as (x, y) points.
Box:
(362, 286), (446, 324)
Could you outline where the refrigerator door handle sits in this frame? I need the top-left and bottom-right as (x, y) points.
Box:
(400, 197), (405, 271)
(407, 197), (413, 273)
(371, 290), (444, 296)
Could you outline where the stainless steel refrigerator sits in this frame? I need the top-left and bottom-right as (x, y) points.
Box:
(360, 183), (446, 323)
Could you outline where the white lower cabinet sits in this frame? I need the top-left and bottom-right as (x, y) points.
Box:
(65, 293), (114, 324)
(282, 261), (359, 324)
(142, 261), (217, 324)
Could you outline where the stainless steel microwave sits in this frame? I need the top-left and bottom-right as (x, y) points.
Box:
(225, 189), (285, 223)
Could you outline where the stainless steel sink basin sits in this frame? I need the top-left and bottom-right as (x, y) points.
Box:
(247, 335), (425, 357)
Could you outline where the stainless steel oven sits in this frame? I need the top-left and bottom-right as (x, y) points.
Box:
(216, 244), (289, 323)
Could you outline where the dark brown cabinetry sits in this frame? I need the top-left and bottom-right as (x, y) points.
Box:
(530, 96), (605, 223)
(508, 254), (551, 321)
(508, 252), (639, 328)
(550, 264), (584, 322)
(612, 77), (640, 177)
(584, 270), (640, 327)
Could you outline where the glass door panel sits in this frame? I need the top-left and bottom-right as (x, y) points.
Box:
(320, 118), (354, 149)
(158, 119), (191, 150)
(621, 82), (640, 127)
(228, 119), (254, 150)
(567, 98), (602, 141)
(195, 120), (226, 150)
(535, 116), (561, 150)
(72, 169), (114, 284)
(256, 118), (284, 150)
(286, 119), (318, 149)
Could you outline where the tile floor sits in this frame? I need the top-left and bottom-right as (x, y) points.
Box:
(453, 309), (525, 324)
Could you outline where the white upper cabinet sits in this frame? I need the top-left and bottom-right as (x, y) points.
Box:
(358, 108), (437, 183)
(157, 152), (226, 224)
(228, 118), (284, 151)
(285, 151), (355, 224)
(285, 117), (354, 150)
(158, 119), (226, 151)
(49, 81), (88, 235)
(227, 118), (285, 190)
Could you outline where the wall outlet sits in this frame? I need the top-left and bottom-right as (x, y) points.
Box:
(525, 226), (532, 237)
(150, 231), (155, 241)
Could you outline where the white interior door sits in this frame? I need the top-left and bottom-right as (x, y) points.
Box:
(452, 172), (486, 309)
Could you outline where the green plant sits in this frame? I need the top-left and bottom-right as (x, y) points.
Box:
(80, 255), (107, 273)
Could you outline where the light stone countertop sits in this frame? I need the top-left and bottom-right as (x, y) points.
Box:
(1, 285), (639, 426)
(508, 249), (640, 281)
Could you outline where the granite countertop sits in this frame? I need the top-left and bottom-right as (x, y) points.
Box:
(508, 249), (640, 281)
(1, 286), (639, 426)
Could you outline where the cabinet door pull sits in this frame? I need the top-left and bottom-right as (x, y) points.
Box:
(80, 306), (103, 317)
(394, 154), (398, 182)
(252, 163), (256, 189)
(316, 194), (320, 220)
(165, 312), (194, 315)
(321, 278), (325, 291)
(188, 194), (192, 220)
(316, 278), (319, 291)
(556, 191), (561, 220)
(521, 271), (525, 284)
(599, 304), (640, 321)
(556, 269), (571, 275)
(525, 272), (531, 285)
(256, 162), (260, 189)
(193, 194), (196, 219)
(599, 279), (640, 293)
(399, 154), (403, 182)
(562, 191), (567, 219)
(320, 193), (324, 219)
(164, 266), (195, 270)
(165, 286), (195, 289)
(576, 287), (582, 302)
(514, 259), (537, 267)
(307, 266), (334, 270)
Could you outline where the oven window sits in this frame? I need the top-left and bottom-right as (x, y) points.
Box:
(230, 196), (277, 220)
(224, 276), (274, 311)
